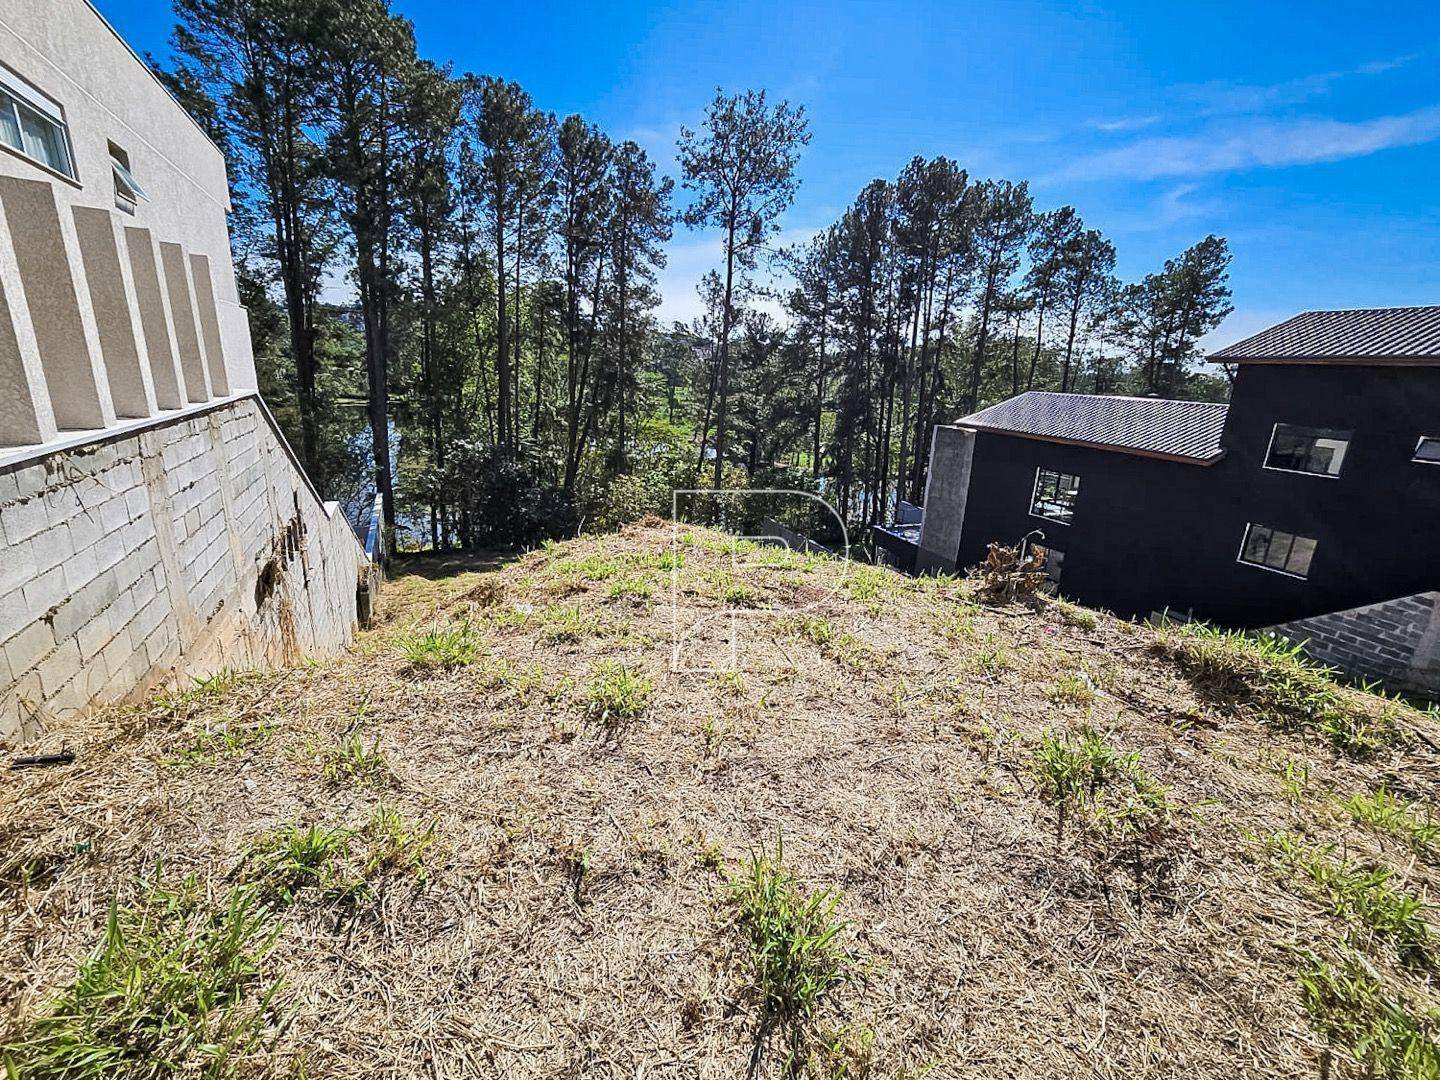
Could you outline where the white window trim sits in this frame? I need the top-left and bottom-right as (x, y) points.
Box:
(1412, 435), (1440, 465)
(1261, 421), (1349, 479)
(1235, 522), (1313, 580)
(1028, 467), (1078, 525)
(0, 62), (79, 184)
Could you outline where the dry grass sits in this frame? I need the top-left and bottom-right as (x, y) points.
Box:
(2, 520), (1439, 1078)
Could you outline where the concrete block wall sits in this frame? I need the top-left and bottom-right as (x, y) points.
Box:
(1268, 591), (1440, 699)
(0, 395), (368, 743)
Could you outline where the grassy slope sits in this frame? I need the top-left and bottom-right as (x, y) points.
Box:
(1, 520), (1437, 1078)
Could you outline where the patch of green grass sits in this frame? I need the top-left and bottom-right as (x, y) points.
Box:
(1156, 623), (1402, 757)
(360, 806), (439, 882)
(163, 720), (274, 767)
(1050, 597), (1098, 631)
(1273, 757), (1311, 802)
(584, 661), (655, 727)
(1047, 672), (1097, 708)
(394, 620), (481, 671)
(1297, 950), (1439, 1079)
(785, 615), (871, 670)
(149, 669), (251, 723)
(320, 732), (390, 788)
(932, 603), (978, 642)
(1345, 788), (1439, 858)
(607, 575), (654, 601)
(1033, 728), (1170, 841)
(731, 838), (853, 1067)
(970, 636), (1010, 676)
(712, 670), (746, 696)
(554, 552), (624, 581)
(0, 877), (280, 1077)
(247, 824), (356, 904)
(1270, 833), (1434, 968)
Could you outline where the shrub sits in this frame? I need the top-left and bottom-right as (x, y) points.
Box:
(0, 878), (281, 1077)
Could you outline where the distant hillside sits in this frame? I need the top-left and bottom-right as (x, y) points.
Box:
(3, 521), (1438, 1078)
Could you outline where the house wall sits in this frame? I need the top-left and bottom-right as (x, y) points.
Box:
(937, 363), (1440, 648)
(0, 395), (366, 744)
(0, 0), (255, 449)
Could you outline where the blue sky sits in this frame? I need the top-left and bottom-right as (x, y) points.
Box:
(100, 0), (1440, 349)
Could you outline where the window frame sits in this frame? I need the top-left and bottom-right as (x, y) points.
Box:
(0, 62), (78, 184)
(1261, 422), (1352, 479)
(1412, 436), (1440, 466)
(1236, 523), (1317, 580)
(1029, 467), (1081, 525)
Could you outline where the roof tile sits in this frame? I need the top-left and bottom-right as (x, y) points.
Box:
(1210, 305), (1440, 363)
(957, 392), (1228, 463)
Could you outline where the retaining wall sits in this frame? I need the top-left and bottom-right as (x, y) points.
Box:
(0, 394), (367, 743)
(1268, 591), (1440, 699)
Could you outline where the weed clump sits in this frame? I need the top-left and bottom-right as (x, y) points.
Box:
(730, 838), (853, 1071)
(1345, 788), (1439, 859)
(320, 732), (390, 788)
(394, 620), (481, 672)
(1269, 834), (1434, 969)
(1155, 623), (1402, 756)
(247, 823), (356, 904)
(584, 661), (654, 727)
(0, 877), (281, 1077)
(1033, 728), (1169, 841)
(1297, 950), (1439, 1079)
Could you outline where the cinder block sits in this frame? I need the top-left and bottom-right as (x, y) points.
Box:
(32, 525), (75, 576)
(3, 618), (55, 675)
(51, 570), (119, 642)
(68, 508), (103, 551)
(35, 637), (82, 699)
(21, 565), (67, 622)
(76, 617), (112, 662)
(0, 539), (36, 599)
(1, 497), (48, 546)
(62, 545), (100, 595)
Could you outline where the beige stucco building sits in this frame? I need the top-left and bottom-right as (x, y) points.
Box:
(0, 0), (372, 743)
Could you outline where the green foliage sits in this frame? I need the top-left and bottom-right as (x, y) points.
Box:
(1297, 951), (1439, 1079)
(1346, 789), (1439, 858)
(394, 620), (481, 671)
(1047, 672), (1097, 708)
(0, 877), (281, 1077)
(163, 720), (274, 767)
(447, 444), (577, 548)
(1157, 622), (1401, 756)
(361, 806), (439, 881)
(583, 661), (655, 726)
(1269, 834), (1434, 968)
(320, 732), (390, 788)
(1050, 598), (1098, 632)
(730, 837), (852, 1067)
(1033, 728), (1170, 840)
(247, 824), (356, 904)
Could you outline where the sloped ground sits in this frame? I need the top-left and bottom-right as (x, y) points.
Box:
(2, 520), (1438, 1078)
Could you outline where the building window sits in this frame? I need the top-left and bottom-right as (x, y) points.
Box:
(1238, 523), (1317, 579)
(1413, 436), (1440, 465)
(1030, 468), (1080, 524)
(1030, 542), (1064, 584)
(109, 142), (147, 214)
(1264, 423), (1352, 477)
(0, 66), (76, 180)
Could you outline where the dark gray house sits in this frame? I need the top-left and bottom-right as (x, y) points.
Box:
(877, 306), (1440, 695)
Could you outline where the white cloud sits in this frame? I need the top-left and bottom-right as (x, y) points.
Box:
(1176, 54), (1416, 117)
(1086, 115), (1161, 134)
(1058, 104), (1440, 182)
